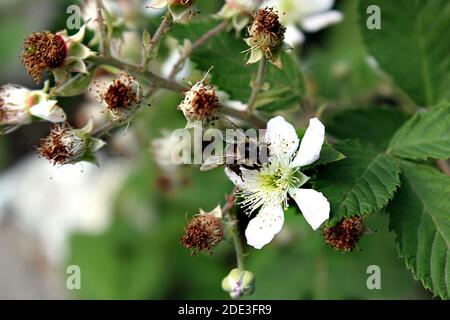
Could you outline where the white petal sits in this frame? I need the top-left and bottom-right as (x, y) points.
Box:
(265, 116), (299, 161)
(225, 166), (243, 187)
(300, 11), (343, 32)
(146, 0), (167, 9)
(291, 117), (325, 167)
(245, 204), (284, 249)
(284, 25), (305, 47)
(289, 188), (329, 230)
(246, 47), (263, 65)
(296, 0), (334, 17)
(30, 101), (67, 123)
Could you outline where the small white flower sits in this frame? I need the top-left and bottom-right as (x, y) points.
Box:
(152, 129), (189, 172)
(226, 116), (330, 249)
(0, 84), (66, 133)
(263, 0), (343, 46)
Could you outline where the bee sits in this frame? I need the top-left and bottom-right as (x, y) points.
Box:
(200, 124), (270, 178)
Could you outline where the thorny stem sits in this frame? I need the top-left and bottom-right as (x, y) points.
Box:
(222, 105), (266, 129)
(142, 13), (173, 70)
(168, 20), (229, 80)
(92, 121), (120, 138)
(85, 19), (268, 138)
(222, 192), (246, 271)
(246, 57), (267, 114)
(88, 55), (187, 93)
(95, 0), (109, 56)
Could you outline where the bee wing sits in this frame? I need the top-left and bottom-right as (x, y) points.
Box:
(212, 116), (248, 144)
(200, 153), (243, 171)
(200, 155), (226, 171)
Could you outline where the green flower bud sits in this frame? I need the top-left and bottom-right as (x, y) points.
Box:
(221, 268), (255, 299)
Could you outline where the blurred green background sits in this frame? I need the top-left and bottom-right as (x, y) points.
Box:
(0, 0), (430, 299)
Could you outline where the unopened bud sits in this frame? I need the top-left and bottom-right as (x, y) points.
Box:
(221, 268), (255, 299)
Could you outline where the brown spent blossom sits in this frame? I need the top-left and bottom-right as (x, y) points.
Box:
(179, 81), (221, 124)
(22, 31), (67, 83)
(37, 123), (87, 165)
(181, 214), (224, 255)
(249, 7), (285, 53)
(322, 216), (366, 252)
(102, 76), (140, 111)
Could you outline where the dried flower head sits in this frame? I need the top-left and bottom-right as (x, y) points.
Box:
(37, 121), (105, 165)
(178, 81), (221, 128)
(245, 7), (287, 68)
(101, 74), (142, 122)
(180, 206), (224, 254)
(38, 124), (89, 165)
(322, 216), (366, 252)
(22, 31), (67, 83)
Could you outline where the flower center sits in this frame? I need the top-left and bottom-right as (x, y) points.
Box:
(239, 164), (307, 213)
(27, 93), (43, 108)
(22, 31), (67, 83)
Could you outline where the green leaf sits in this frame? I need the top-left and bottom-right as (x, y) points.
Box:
(359, 0), (450, 106)
(170, 20), (304, 112)
(314, 140), (400, 225)
(53, 69), (94, 97)
(297, 129), (345, 168)
(312, 143), (346, 167)
(308, 0), (380, 102)
(388, 102), (450, 160)
(247, 211), (425, 299)
(388, 161), (450, 299)
(326, 107), (410, 150)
